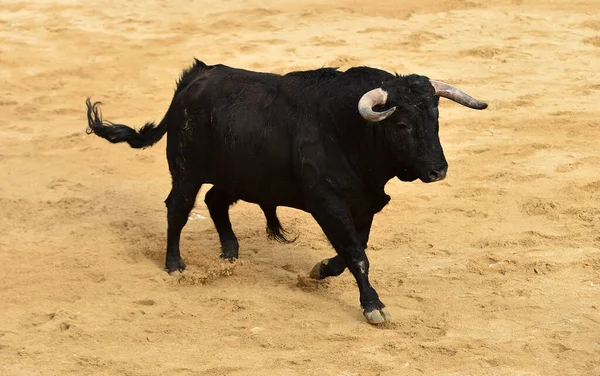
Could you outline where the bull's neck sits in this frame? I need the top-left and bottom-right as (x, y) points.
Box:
(335, 120), (396, 190)
(323, 84), (397, 190)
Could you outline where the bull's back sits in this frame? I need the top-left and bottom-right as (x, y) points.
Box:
(178, 65), (305, 207)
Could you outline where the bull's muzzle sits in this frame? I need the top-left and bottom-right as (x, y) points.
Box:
(425, 166), (448, 183)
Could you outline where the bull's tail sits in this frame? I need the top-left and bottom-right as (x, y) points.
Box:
(85, 98), (168, 149)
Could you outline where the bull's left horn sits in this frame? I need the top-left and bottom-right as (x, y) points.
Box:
(430, 80), (488, 110)
(358, 88), (396, 122)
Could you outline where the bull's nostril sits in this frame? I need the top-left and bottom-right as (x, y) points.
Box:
(428, 168), (447, 181)
(428, 170), (440, 180)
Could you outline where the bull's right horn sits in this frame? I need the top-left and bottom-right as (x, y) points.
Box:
(430, 80), (488, 110)
(358, 88), (396, 122)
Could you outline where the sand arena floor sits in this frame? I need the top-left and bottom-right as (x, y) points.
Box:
(1, 0), (599, 375)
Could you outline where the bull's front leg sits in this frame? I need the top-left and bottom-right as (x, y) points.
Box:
(307, 199), (390, 325)
(309, 214), (374, 280)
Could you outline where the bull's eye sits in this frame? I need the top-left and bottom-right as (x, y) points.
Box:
(396, 122), (412, 131)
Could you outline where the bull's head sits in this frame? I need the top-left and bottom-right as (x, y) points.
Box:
(357, 75), (487, 183)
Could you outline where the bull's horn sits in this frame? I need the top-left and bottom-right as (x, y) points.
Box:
(430, 80), (488, 110)
(358, 88), (397, 122)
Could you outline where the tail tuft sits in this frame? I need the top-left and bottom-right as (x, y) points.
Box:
(85, 98), (168, 149)
(266, 224), (297, 244)
(262, 205), (297, 244)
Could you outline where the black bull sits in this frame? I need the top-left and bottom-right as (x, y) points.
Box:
(85, 59), (487, 325)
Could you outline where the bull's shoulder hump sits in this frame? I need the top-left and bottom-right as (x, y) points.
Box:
(209, 65), (281, 80)
(283, 67), (341, 80)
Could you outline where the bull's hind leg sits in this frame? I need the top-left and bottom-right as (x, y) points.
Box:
(164, 180), (202, 273)
(204, 186), (239, 260)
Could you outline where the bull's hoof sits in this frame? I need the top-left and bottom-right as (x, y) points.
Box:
(220, 252), (238, 262)
(220, 240), (239, 261)
(309, 259), (327, 280)
(364, 308), (392, 325)
(165, 258), (186, 274)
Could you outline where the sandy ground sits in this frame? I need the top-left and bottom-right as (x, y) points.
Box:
(1, 0), (599, 375)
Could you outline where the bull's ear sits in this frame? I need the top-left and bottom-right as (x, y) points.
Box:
(193, 58), (207, 68)
(358, 88), (396, 122)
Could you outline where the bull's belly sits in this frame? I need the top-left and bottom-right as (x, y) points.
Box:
(198, 151), (304, 209)
(209, 175), (305, 210)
